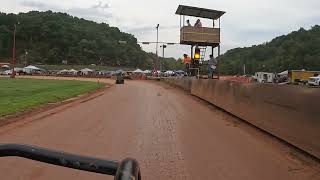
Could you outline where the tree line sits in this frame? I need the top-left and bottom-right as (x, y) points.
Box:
(219, 25), (320, 75)
(0, 11), (152, 69)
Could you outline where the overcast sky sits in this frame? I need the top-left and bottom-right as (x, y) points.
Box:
(1, 0), (319, 59)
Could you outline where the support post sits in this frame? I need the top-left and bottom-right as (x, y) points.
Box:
(212, 46), (214, 57)
(217, 45), (221, 80)
(162, 45), (165, 58)
(183, 15), (185, 27)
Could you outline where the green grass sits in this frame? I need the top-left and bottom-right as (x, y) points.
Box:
(0, 78), (104, 116)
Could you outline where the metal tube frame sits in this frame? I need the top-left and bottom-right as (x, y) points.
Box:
(0, 144), (141, 180)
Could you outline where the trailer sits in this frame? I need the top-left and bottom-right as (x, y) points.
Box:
(288, 70), (320, 84)
(254, 72), (275, 83)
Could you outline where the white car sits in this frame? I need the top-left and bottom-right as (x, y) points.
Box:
(308, 76), (320, 86)
(3, 70), (13, 75)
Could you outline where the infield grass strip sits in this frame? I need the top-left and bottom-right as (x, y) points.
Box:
(0, 78), (104, 116)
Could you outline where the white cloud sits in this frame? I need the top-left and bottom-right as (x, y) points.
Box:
(0, 0), (319, 58)
(92, 1), (110, 9)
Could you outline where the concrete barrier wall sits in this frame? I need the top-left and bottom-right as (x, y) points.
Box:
(162, 77), (193, 92)
(191, 79), (320, 159)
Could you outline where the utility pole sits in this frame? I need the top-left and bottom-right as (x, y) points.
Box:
(24, 50), (28, 66)
(155, 24), (159, 74)
(11, 23), (18, 78)
(162, 44), (166, 58)
(160, 44), (167, 71)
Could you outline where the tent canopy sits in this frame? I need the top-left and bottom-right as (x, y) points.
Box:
(1, 65), (9, 68)
(58, 69), (68, 74)
(24, 65), (40, 70)
(69, 69), (78, 72)
(143, 70), (151, 74)
(80, 68), (93, 72)
(278, 70), (289, 76)
(133, 69), (144, 73)
(115, 70), (123, 74)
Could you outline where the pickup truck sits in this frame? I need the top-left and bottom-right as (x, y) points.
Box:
(308, 76), (320, 86)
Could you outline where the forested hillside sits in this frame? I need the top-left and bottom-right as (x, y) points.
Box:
(0, 11), (152, 68)
(219, 25), (320, 75)
(146, 52), (184, 71)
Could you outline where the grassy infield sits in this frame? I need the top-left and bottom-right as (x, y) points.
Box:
(0, 78), (104, 117)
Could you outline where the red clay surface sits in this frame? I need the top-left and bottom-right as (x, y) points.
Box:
(0, 79), (319, 180)
(220, 76), (252, 83)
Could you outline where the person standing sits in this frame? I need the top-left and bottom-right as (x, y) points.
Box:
(194, 19), (202, 28)
(183, 54), (192, 76)
(208, 54), (217, 79)
(186, 20), (192, 26)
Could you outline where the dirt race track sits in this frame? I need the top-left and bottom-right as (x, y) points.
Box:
(0, 77), (319, 180)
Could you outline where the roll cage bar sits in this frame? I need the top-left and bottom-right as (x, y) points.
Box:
(0, 144), (141, 180)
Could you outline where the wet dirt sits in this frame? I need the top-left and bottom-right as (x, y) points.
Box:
(0, 80), (319, 180)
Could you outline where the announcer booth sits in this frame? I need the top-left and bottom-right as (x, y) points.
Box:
(176, 5), (225, 79)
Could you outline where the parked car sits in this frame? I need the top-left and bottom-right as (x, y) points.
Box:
(308, 76), (320, 86)
(3, 70), (13, 75)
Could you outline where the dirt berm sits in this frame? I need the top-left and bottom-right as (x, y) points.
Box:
(163, 78), (320, 159)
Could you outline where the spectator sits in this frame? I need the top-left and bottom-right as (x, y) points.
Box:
(194, 19), (202, 28)
(208, 54), (217, 79)
(183, 54), (192, 76)
(186, 20), (192, 26)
